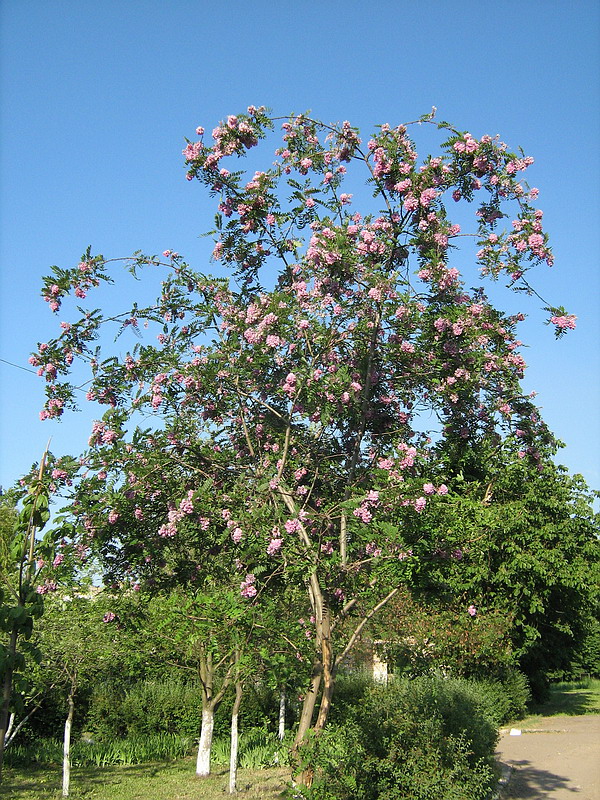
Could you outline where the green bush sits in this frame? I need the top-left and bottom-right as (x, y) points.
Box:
(84, 677), (282, 742)
(85, 678), (204, 741)
(290, 675), (500, 800)
(455, 669), (530, 725)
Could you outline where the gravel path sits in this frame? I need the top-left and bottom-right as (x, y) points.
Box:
(495, 715), (600, 799)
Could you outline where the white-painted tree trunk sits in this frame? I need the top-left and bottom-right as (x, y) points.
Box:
(62, 692), (74, 797)
(196, 706), (214, 777)
(5, 713), (14, 745)
(229, 708), (239, 794)
(278, 688), (286, 740)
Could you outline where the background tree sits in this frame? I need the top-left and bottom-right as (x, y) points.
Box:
(408, 447), (599, 697)
(35, 593), (126, 797)
(0, 455), (57, 779)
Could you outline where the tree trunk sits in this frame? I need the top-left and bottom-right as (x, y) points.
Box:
(196, 706), (215, 777)
(293, 662), (322, 747)
(314, 607), (335, 733)
(0, 627), (18, 781)
(278, 688), (286, 741)
(62, 687), (75, 797)
(228, 679), (243, 794)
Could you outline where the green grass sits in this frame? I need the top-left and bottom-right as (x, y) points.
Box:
(0, 759), (289, 799)
(516, 677), (600, 725)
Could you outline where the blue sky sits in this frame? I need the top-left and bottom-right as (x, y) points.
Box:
(1, 0), (599, 494)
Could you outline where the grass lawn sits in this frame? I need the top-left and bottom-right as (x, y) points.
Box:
(517, 677), (600, 726)
(0, 759), (289, 799)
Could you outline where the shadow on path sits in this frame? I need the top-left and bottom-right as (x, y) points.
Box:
(501, 759), (581, 798)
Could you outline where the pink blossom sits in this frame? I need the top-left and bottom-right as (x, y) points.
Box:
(158, 522), (177, 537)
(437, 484), (448, 495)
(403, 194), (419, 212)
(284, 518), (301, 534)
(423, 483), (436, 495)
(550, 314), (576, 330)
(419, 188), (438, 207)
(353, 505), (372, 523)
(413, 497), (427, 513)
(108, 510), (119, 524)
(103, 611), (116, 623)
(232, 527), (243, 543)
(467, 605), (477, 617)
(240, 574), (257, 598)
(179, 498), (194, 515)
(267, 538), (283, 555)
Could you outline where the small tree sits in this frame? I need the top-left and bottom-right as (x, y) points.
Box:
(36, 591), (134, 797)
(0, 454), (55, 780)
(33, 108), (574, 784)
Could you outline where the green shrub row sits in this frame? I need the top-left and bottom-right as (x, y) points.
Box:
(330, 667), (530, 727)
(23, 676), (287, 743)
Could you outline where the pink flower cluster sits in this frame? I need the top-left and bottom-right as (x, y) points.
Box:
(36, 580), (58, 594)
(550, 314), (576, 330)
(240, 573), (257, 598)
(354, 489), (380, 524)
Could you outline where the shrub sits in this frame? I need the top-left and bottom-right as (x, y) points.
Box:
(85, 678), (204, 741)
(290, 675), (499, 800)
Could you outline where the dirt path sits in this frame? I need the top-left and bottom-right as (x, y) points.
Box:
(495, 715), (600, 799)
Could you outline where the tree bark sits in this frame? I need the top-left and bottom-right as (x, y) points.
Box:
(293, 662), (322, 748)
(228, 679), (243, 794)
(62, 686), (75, 797)
(314, 607), (335, 733)
(196, 645), (234, 777)
(196, 706), (215, 777)
(278, 688), (286, 741)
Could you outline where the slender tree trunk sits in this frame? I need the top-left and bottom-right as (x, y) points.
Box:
(196, 644), (235, 778)
(314, 608), (335, 733)
(4, 702), (42, 751)
(293, 663), (322, 748)
(196, 705), (215, 777)
(0, 627), (18, 781)
(5, 714), (14, 746)
(228, 679), (243, 794)
(278, 688), (286, 741)
(62, 687), (75, 797)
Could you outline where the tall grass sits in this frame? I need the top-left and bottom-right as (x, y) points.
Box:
(4, 733), (193, 768)
(4, 727), (288, 770)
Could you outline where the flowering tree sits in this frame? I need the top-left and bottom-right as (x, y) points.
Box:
(31, 107), (573, 783)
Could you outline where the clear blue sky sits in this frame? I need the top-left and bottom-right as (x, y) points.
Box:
(1, 0), (599, 494)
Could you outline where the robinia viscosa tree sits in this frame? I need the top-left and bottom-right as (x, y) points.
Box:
(32, 107), (573, 783)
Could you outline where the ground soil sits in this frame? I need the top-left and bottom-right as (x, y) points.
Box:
(495, 714), (600, 799)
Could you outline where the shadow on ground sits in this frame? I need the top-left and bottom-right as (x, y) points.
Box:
(531, 688), (599, 718)
(501, 760), (580, 798)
